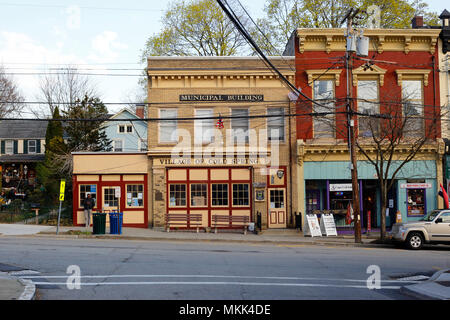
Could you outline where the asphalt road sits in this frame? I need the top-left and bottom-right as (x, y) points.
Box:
(0, 236), (449, 300)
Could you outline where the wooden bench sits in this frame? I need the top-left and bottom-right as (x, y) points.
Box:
(212, 215), (250, 234)
(165, 213), (203, 233)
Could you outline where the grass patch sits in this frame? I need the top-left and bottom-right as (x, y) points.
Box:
(66, 230), (92, 235)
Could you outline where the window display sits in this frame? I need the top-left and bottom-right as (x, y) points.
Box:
(407, 188), (425, 216)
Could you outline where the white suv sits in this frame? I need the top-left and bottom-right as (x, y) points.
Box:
(389, 210), (450, 249)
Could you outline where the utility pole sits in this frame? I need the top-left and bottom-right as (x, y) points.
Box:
(343, 8), (362, 243)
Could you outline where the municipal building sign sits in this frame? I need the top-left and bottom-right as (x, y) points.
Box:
(179, 94), (264, 102)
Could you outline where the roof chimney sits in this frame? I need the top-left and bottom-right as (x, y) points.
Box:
(135, 104), (145, 119)
(411, 16), (423, 28)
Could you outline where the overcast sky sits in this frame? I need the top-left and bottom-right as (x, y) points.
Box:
(0, 0), (447, 116)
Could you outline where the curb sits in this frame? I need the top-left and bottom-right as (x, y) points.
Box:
(400, 269), (450, 300)
(17, 278), (36, 300)
(18, 233), (393, 249)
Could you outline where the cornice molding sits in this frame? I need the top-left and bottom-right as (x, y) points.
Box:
(305, 69), (342, 86)
(395, 69), (431, 86)
(296, 28), (441, 54)
(352, 64), (387, 86)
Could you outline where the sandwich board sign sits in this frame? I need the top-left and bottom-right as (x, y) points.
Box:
(320, 214), (338, 236)
(304, 214), (322, 237)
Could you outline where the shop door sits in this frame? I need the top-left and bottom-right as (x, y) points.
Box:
(268, 188), (286, 228)
(102, 187), (120, 213)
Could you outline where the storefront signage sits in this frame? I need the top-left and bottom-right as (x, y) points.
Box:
(329, 183), (352, 192)
(157, 157), (267, 165)
(400, 183), (432, 189)
(253, 182), (266, 188)
(255, 190), (265, 201)
(179, 94), (264, 102)
(320, 214), (337, 236)
(304, 214), (322, 237)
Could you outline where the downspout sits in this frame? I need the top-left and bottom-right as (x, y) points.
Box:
(289, 100), (293, 227)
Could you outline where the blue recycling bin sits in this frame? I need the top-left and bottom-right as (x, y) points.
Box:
(109, 211), (123, 235)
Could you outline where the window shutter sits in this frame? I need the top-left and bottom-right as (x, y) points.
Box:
(13, 141), (18, 154)
(23, 140), (28, 154)
(1, 141), (4, 154)
(37, 140), (41, 153)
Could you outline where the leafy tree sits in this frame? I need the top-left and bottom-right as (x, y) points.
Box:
(256, 0), (440, 53)
(141, 0), (251, 58)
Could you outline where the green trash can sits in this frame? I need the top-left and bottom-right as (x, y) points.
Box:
(92, 212), (106, 235)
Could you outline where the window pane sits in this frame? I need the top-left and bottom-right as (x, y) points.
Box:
(358, 80), (378, 100)
(195, 109), (214, 143)
(232, 109), (249, 142)
(169, 184), (186, 206)
(232, 184), (249, 206)
(358, 80), (379, 137)
(79, 185), (97, 207)
(160, 109), (178, 142)
(212, 184), (228, 206)
(113, 140), (122, 152)
(402, 80), (422, 100)
(191, 183), (207, 206)
(126, 184), (144, 207)
(268, 108), (285, 141)
(314, 80), (334, 100)
(313, 80), (335, 138)
(5, 140), (13, 154)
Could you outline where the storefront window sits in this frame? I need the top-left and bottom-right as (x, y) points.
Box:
(169, 184), (186, 207)
(407, 188), (425, 216)
(126, 184), (143, 207)
(330, 191), (352, 210)
(232, 184), (249, 206)
(79, 184), (97, 207)
(104, 188), (119, 208)
(191, 184), (207, 207)
(212, 183), (228, 206)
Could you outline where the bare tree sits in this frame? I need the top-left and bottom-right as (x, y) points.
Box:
(37, 66), (99, 117)
(354, 83), (441, 241)
(0, 65), (24, 118)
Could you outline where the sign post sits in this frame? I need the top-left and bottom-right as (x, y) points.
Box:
(56, 179), (65, 235)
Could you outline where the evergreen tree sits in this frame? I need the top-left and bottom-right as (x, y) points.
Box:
(64, 95), (112, 152)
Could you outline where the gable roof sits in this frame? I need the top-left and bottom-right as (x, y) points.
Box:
(0, 120), (48, 139)
(101, 108), (147, 128)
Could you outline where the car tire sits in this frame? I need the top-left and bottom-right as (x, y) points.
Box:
(406, 232), (424, 250)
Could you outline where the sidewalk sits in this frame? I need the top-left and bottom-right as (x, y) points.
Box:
(30, 225), (386, 247)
